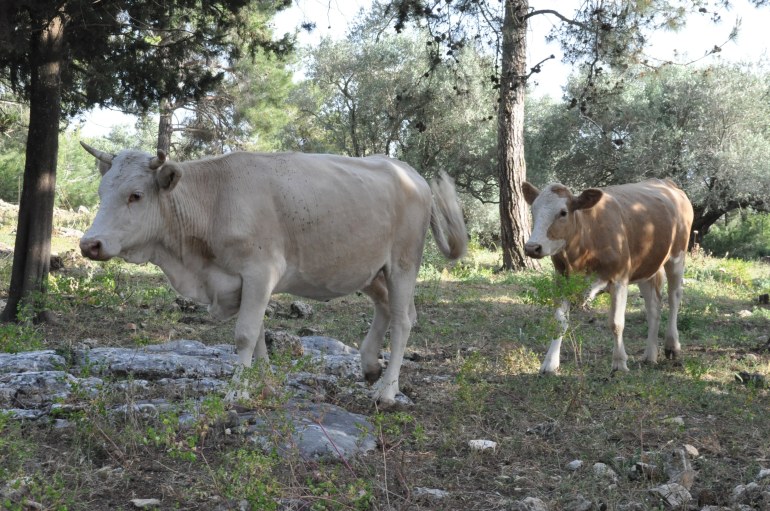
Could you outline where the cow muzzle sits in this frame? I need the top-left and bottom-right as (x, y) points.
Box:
(80, 238), (110, 261)
(524, 241), (545, 259)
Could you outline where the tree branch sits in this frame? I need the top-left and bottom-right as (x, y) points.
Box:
(524, 9), (589, 30)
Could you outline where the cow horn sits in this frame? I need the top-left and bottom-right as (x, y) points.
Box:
(79, 141), (114, 165)
(149, 150), (166, 170)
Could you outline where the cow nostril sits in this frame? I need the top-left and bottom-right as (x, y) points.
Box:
(80, 239), (102, 259)
(525, 242), (542, 257)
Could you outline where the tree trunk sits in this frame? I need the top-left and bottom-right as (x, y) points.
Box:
(2, 13), (65, 322)
(157, 96), (173, 154)
(497, 0), (536, 270)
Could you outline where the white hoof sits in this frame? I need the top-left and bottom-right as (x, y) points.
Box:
(371, 378), (398, 408)
(643, 347), (659, 364)
(611, 360), (630, 372)
(539, 357), (560, 375)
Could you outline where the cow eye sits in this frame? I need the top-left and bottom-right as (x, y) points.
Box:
(559, 209), (567, 217)
(128, 192), (142, 204)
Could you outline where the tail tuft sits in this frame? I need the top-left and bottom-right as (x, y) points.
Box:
(430, 171), (468, 261)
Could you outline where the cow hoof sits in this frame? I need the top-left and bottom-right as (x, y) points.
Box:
(364, 367), (383, 385)
(664, 348), (681, 360)
(371, 379), (398, 407)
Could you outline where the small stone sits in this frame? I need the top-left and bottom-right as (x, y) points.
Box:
(683, 444), (699, 458)
(630, 461), (660, 481)
(592, 462), (618, 482)
(414, 487), (449, 500)
(738, 309), (752, 318)
(563, 494), (592, 511)
(566, 460), (583, 471)
(510, 496), (548, 511)
(731, 482), (764, 505)
(290, 301), (313, 318)
(131, 498), (161, 509)
(663, 416), (685, 426)
(468, 439), (497, 451)
(526, 420), (557, 437)
(649, 483), (692, 508)
(756, 468), (770, 482)
(265, 330), (304, 357)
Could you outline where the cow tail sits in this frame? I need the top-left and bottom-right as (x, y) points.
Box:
(429, 171), (468, 261)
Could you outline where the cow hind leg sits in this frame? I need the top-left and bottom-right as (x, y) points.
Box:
(664, 252), (686, 360)
(638, 269), (663, 364)
(371, 267), (417, 407)
(360, 274), (390, 385)
(609, 281), (630, 373)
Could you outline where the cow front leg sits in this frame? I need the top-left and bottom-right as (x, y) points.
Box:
(609, 281), (629, 372)
(638, 270), (663, 364)
(664, 252), (686, 360)
(540, 299), (570, 374)
(226, 275), (274, 403)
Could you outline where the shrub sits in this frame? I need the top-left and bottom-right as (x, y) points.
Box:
(702, 212), (770, 259)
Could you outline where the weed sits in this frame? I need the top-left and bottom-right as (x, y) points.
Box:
(218, 448), (281, 510)
(0, 300), (44, 353)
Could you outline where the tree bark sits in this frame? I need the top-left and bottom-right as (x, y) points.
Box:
(157, 96), (173, 154)
(497, 0), (536, 270)
(2, 12), (65, 322)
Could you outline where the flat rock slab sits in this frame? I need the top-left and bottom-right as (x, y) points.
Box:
(0, 351), (66, 373)
(244, 400), (377, 460)
(0, 336), (380, 461)
(75, 340), (238, 379)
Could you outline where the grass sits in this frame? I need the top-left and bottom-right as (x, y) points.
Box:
(0, 209), (768, 509)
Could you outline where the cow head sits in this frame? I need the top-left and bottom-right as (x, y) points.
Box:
(522, 181), (603, 258)
(79, 142), (181, 263)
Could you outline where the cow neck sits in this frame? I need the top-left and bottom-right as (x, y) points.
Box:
(158, 172), (212, 264)
(561, 210), (590, 269)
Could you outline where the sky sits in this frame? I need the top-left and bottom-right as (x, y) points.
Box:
(79, 0), (770, 137)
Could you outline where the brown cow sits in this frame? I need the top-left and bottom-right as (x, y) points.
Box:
(522, 179), (694, 374)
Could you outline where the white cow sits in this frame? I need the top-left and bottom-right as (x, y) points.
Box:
(80, 143), (467, 406)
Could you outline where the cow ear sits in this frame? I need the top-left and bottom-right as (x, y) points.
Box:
(571, 188), (603, 211)
(522, 182), (540, 205)
(156, 162), (181, 192)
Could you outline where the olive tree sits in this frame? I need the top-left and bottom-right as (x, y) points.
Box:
(526, 63), (770, 243)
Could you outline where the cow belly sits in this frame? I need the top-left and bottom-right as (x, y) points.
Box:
(279, 266), (382, 301)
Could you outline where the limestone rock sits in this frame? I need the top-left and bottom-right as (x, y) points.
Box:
(509, 496), (548, 511)
(414, 487), (449, 500)
(290, 301), (313, 318)
(0, 351), (66, 374)
(566, 460), (584, 471)
(562, 494), (592, 511)
(592, 463), (618, 483)
(649, 483), (692, 508)
(245, 400), (376, 461)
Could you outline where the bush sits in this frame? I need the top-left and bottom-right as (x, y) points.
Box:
(458, 192), (499, 249)
(702, 212), (770, 259)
